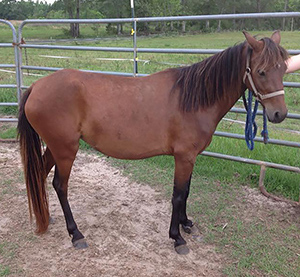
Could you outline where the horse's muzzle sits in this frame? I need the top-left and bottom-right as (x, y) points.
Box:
(267, 109), (288, 123)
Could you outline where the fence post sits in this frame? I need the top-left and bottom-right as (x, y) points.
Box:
(133, 20), (138, 76)
(17, 27), (24, 102)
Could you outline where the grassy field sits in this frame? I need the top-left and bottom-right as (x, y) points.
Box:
(1, 24), (300, 276)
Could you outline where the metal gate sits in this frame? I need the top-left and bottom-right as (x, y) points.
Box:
(0, 19), (21, 122)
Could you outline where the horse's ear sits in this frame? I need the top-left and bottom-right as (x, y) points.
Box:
(243, 30), (263, 52)
(270, 30), (281, 44)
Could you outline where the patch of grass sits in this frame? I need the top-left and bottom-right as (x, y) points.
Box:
(0, 241), (19, 276)
(0, 127), (17, 140)
(219, 220), (300, 276)
(0, 265), (10, 276)
(0, 242), (17, 260)
(109, 156), (175, 196)
(79, 139), (93, 151)
(191, 157), (296, 277)
(0, 89), (18, 116)
(0, 166), (25, 200)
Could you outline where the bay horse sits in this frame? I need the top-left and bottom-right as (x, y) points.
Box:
(18, 31), (288, 254)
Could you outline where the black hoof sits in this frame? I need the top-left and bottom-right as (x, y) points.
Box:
(182, 224), (192, 234)
(182, 220), (194, 234)
(73, 238), (88, 249)
(175, 244), (190, 255)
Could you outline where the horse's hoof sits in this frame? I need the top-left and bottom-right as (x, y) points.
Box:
(175, 244), (190, 255)
(73, 238), (88, 249)
(182, 224), (192, 234)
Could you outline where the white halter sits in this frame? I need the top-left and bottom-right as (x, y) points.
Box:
(243, 49), (285, 101)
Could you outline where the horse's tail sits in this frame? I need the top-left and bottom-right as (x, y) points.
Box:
(17, 86), (49, 233)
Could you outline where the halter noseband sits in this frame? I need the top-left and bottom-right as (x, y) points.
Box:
(243, 48), (285, 101)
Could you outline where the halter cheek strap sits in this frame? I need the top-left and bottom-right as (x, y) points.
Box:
(243, 49), (285, 101)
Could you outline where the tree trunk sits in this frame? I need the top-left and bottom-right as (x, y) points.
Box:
(74, 0), (80, 37)
(170, 21), (174, 31)
(182, 21), (186, 32)
(232, 4), (236, 30)
(117, 23), (123, 35)
(256, 0), (261, 29)
(282, 0), (289, 30)
(206, 20), (210, 30)
(217, 20), (221, 32)
(69, 0), (80, 38)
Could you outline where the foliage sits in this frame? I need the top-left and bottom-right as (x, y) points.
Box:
(0, 0), (299, 33)
(0, 0), (51, 20)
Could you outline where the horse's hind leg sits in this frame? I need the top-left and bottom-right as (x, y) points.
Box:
(43, 147), (56, 224)
(51, 146), (88, 249)
(43, 147), (55, 176)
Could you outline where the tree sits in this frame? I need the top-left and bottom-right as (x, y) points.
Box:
(62, 0), (81, 37)
(97, 0), (130, 35)
(134, 0), (182, 33)
(0, 0), (21, 20)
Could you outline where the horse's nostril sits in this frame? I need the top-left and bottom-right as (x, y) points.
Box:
(273, 110), (287, 123)
(274, 111), (280, 120)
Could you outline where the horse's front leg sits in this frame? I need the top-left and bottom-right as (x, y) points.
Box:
(169, 154), (195, 255)
(179, 175), (194, 234)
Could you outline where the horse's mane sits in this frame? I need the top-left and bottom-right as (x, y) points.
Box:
(173, 38), (289, 112)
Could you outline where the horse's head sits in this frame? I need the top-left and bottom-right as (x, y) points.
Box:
(243, 31), (289, 123)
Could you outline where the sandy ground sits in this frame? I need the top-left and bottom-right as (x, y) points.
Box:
(0, 143), (223, 276)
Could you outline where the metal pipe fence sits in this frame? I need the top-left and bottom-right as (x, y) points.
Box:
(0, 19), (21, 111)
(0, 13), (300, 196)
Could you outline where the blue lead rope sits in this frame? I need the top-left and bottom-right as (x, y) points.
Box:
(244, 90), (258, 150)
(261, 106), (269, 144)
(244, 90), (269, 150)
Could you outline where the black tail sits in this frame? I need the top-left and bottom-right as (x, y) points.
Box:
(17, 87), (49, 233)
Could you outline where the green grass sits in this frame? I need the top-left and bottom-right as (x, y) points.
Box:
(192, 180), (300, 276)
(0, 241), (18, 276)
(0, 23), (133, 43)
(0, 125), (17, 140)
(0, 265), (10, 277)
(221, 222), (300, 276)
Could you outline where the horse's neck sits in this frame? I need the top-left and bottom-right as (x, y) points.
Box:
(214, 81), (246, 124)
(216, 46), (248, 120)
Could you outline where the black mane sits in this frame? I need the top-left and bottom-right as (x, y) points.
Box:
(174, 38), (288, 112)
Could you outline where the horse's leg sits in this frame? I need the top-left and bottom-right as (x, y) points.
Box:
(169, 153), (195, 255)
(179, 175), (194, 234)
(51, 147), (88, 249)
(43, 147), (55, 176)
(43, 147), (56, 224)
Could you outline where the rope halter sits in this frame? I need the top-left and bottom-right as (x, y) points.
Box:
(243, 48), (285, 101)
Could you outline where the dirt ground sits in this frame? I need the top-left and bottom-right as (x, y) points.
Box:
(1, 141), (300, 276)
(0, 142), (224, 277)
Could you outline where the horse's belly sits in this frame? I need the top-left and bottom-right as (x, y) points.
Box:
(81, 126), (170, 160)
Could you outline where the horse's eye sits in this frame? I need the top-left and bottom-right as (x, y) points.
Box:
(258, 69), (265, 76)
